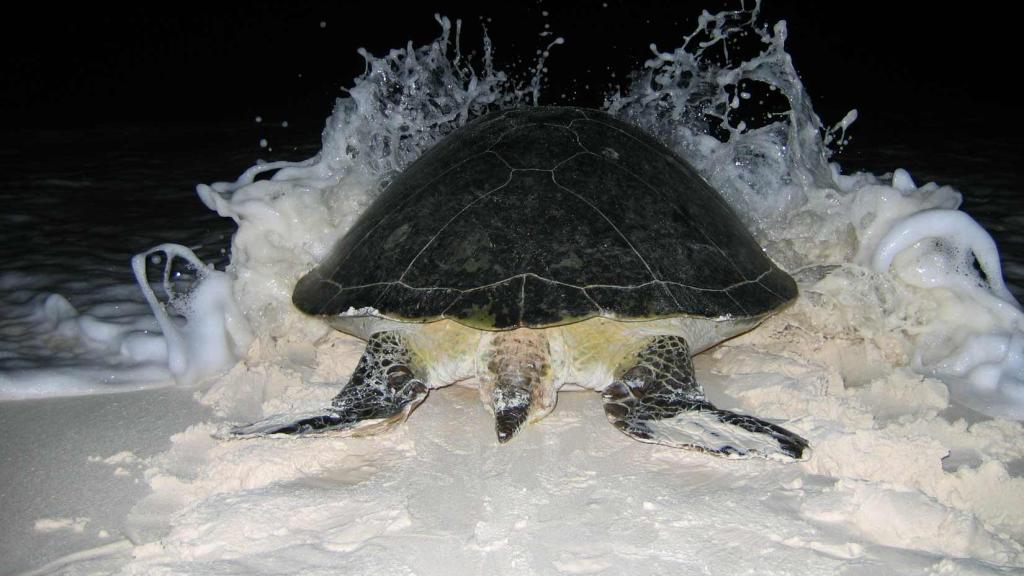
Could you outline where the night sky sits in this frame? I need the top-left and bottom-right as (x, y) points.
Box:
(3, 2), (1019, 164)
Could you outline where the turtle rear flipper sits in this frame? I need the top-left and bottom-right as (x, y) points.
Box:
(230, 331), (427, 438)
(601, 335), (808, 461)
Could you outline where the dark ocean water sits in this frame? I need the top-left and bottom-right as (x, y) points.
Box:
(1, 124), (317, 300)
(0, 123), (307, 389)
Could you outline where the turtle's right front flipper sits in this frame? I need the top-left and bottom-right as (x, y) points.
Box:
(602, 335), (808, 461)
(230, 331), (427, 437)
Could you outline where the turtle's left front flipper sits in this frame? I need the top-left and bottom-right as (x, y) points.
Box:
(601, 336), (808, 461)
(230, 331), (428, 437)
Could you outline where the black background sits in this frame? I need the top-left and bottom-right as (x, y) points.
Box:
(2, 0), (1022, 271)
(3, 1), (1019, 146)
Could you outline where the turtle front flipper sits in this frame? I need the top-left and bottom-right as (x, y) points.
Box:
(231, 331), (427, 437)
(601, 336), (808, 461)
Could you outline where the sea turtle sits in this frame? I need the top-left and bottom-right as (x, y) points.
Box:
(233, 106), (808, 460)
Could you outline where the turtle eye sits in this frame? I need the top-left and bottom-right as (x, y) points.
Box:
(622, 366), (652, 387)
(386, 365), (413, 389)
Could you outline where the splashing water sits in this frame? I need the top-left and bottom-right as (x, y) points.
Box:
(130, 245), (252, 386)
(606, 5), (835, 239)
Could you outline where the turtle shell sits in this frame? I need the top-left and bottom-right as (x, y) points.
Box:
(293, 106), (797, 330)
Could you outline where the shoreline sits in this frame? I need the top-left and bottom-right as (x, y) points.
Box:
(0, 388), (211, 575)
